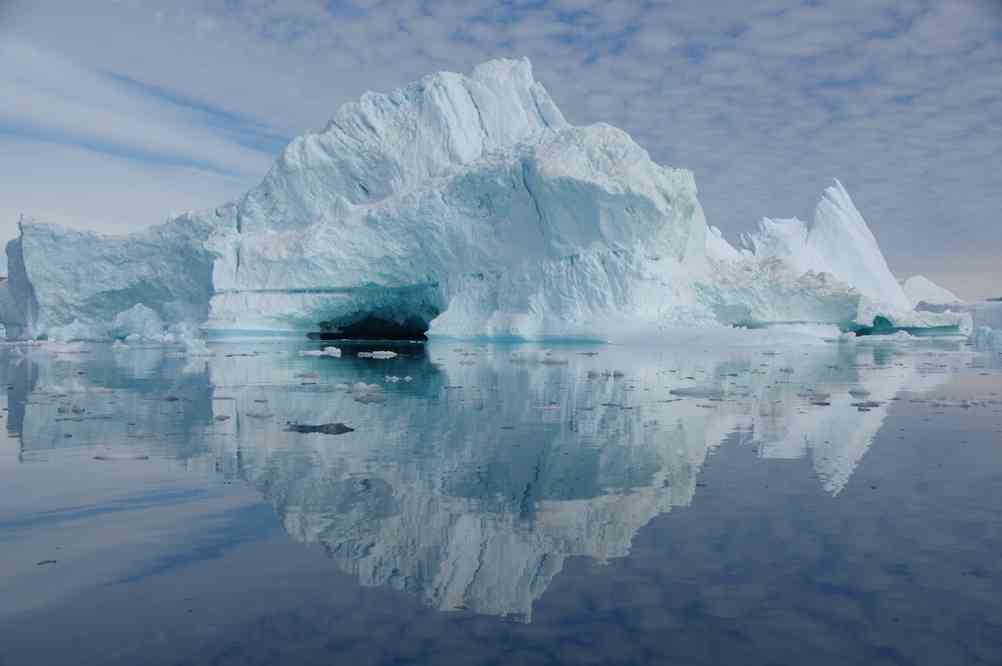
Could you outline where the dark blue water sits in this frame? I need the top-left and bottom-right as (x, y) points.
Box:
(1, 337), (1000, 665)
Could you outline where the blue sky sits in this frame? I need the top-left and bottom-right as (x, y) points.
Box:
(0, 0), (999, 297)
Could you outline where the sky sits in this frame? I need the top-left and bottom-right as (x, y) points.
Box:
(0, 0), (999, 298)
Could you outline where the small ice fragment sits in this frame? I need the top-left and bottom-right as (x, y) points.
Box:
(368, 351), (398, 359)
(300, 346), (342, 357)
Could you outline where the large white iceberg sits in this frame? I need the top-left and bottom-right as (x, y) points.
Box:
(0, 58), (966, 341)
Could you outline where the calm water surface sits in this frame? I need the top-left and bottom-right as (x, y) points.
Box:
(1, 337), (1000, 665)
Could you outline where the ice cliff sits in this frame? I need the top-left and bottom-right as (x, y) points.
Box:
(0, 58), (963, 341)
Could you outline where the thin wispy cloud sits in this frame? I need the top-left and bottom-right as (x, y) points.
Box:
(0, 0), (999, 297)
(0, 39), (280, 176)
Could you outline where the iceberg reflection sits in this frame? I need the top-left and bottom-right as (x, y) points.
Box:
(2, 336), (976, 620)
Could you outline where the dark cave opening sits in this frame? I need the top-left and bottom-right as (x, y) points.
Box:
(308, 315), (431, 341)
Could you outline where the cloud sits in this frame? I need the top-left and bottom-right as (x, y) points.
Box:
(0, 0), (1000, 298)
(0, 40), (279, 176)
(0, 134), (249, 235)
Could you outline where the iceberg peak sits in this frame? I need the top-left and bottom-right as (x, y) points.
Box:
(742, 179), (911, 315)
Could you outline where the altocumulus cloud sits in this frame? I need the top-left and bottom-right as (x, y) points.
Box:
(1, 0), (999, 297)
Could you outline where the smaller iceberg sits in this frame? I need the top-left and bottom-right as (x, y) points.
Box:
(902, 275), (964, 308)
(968, 301), (1002, 336)
(701, 180), (968, 336)
(741, 179), (911, 316)
(971, 325), (1000, 351)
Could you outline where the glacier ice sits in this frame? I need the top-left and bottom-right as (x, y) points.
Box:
(0, 58), (967, 341)
(902, 275), (964, 308)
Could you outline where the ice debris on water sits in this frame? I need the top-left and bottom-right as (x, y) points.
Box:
(300, 346), (342, 357)
(358, 351), (398, 359)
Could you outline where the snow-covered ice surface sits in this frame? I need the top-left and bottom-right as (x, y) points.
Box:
(0, 58), (967, 342)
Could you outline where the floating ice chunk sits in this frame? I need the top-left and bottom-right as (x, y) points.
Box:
(358, 351), (398, 359)
(300, 346), (342, 357)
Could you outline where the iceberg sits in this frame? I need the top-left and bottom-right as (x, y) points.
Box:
(968, 300), (1002, 334)
(742, 180), (912, 314)
(0, 58), (967, 341)
(902, 275), (964, 308)
(6, 216), (214, 340)
(971, 325), (1000, 350)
